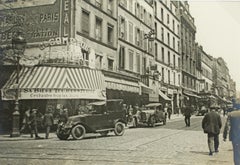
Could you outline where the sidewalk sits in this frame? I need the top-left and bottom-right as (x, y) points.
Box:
(0, 133), (56, 141)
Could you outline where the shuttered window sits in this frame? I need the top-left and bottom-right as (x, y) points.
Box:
(129, 22), (133, 43)
(136, 53), (140, 73)
(82, 10), (90, 35)
(129, 49), (134, 71)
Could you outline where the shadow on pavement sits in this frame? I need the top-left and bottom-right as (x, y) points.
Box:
(190, 151), (209, 155)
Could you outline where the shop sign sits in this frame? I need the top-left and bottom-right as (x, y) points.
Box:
(18, 88), (105, 100)
(0, 0), (73, 45)
(0, 0), (62, 44)
(39, 37), (90, 52)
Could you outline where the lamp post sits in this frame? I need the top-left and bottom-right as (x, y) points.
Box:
(11, 32), (26, 137)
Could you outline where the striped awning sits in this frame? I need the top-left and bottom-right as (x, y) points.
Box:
(1, 66), (106, 100)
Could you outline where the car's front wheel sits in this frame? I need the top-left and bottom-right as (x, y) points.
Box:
(71, 124), (86, 140)
(56, 129), (70, 140)
(114, 122), (125, 136)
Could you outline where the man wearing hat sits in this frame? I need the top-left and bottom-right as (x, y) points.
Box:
(29, 108), (42, 139)
(202, 105), (222, 156)
(223, 108), (240, 165)
(43, 105), (54, 139)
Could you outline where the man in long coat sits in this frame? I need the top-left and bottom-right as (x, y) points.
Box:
(43, 106), (54, 139)
(223, 108), (240, 165)
(202, 106), (222, 155)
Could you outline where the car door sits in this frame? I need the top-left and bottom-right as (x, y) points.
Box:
(85, 105), (109, 130)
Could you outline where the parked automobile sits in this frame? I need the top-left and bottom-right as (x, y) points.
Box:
(128, 103), (167, 127)
(56, 99), (127, 140)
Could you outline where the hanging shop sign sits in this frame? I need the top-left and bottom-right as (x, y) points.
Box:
(18, 88), (105, 100)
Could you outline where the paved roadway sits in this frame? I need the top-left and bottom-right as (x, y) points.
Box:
(0, 115), (234, 165)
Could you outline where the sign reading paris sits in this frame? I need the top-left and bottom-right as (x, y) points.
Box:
(0, 0), (66, 44)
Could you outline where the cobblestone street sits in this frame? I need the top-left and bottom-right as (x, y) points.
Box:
(0, 115), (234, 165)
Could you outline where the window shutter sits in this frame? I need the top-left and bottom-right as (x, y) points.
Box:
(135, 26), (137, 45)
(139, 30), (143, 47)
(124, 20), (127, 40)
(118, 16), (122, 38)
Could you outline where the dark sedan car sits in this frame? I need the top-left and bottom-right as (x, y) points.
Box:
(56, 99), (127, 140)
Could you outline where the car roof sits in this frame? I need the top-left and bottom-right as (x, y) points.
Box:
(145, 103), (162, 107)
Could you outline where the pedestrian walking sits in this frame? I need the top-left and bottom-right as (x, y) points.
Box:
(29, 108), (42, 139)
(183, 104), (192, 127)
(43, 106), (54, 139)
(202, 106), (222, 156)
(59, 108), (68, 124)
(167, 104), (172, 120)
(223, 108), (240, 165)
(20, 107), (31, 135)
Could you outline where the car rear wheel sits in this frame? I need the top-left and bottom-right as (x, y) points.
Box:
(71, 124), (86, 140)
(114, 122), (125, 136)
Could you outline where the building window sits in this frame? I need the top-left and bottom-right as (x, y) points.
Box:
(161, 8), (164, 22)
(162, 67), (164, 82)
(95, 54), (103, 69)
(161, 27), (164, 42)
(173, 20), (175, 32)
(148, 40), (153, 53)
(82, 10), (90, 36)
(178, 74), (180, 86)
(155, 43), (158, 59)
(178, 57), (180, 68)
(129, 49), (134, 71)
(119, 16), (126, 40)
(167, 14), (169, 24)
(149, 14), (152, 28)
(107, 24), (114, 46)
(142, 57), (146, 74)
(107, 0), (113, 15)
(95, 17), (102, 41)
(155, 22), (157, 37)
(108, 58), (114, 70)
(173, 72), (176, 85)
(119, 46), (125, 69)
(161, 47), (164, 62)
(135, 3), (140, 18)
(154, 1), (157, 16)
(135, 28), (140, 46)
(95, 0), (102, 9)
(129, 22), (133, 43)
(173, 37), (175, 49)
(129, 0), (133, 13)
(136, 53), (140, 73)
(168, 51), (170, 65)
(173, 54), (176, 68)
(167, 33), (170, 45)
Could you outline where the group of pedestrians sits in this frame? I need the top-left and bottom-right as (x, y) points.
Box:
(20, 105), (69, 139)
(200, 104), (240, 165)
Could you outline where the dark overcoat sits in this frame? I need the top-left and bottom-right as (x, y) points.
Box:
(202, 110), (222, 135)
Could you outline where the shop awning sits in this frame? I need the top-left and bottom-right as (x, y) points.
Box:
(159, 90), (171, 101)
(105, 76), (139, 93)
(183, 91), (201, 98)
(139, 82), (153, 94)
(1, 66), (106, 100)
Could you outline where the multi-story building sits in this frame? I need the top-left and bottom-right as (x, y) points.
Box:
(212, 57), (230, 101)
(115, 0), (155, 106)
(195, 44), (215, 107)
(154, 0), (181, 112)
(229, 78), (236, 99)
(175, 1), (198, 106)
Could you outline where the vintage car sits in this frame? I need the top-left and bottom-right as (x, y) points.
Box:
(56, 99), (127, 140)
(129, 103), (167, 127)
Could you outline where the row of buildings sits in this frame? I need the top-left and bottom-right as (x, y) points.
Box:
(0, 0), (236, 131)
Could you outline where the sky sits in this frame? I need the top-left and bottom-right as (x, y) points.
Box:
(187, 0), (240, 91)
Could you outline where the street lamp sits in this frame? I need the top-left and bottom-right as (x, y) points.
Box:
(11, 32), (26, 137)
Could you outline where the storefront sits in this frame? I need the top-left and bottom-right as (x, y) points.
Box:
(1, 65), (106, 131)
